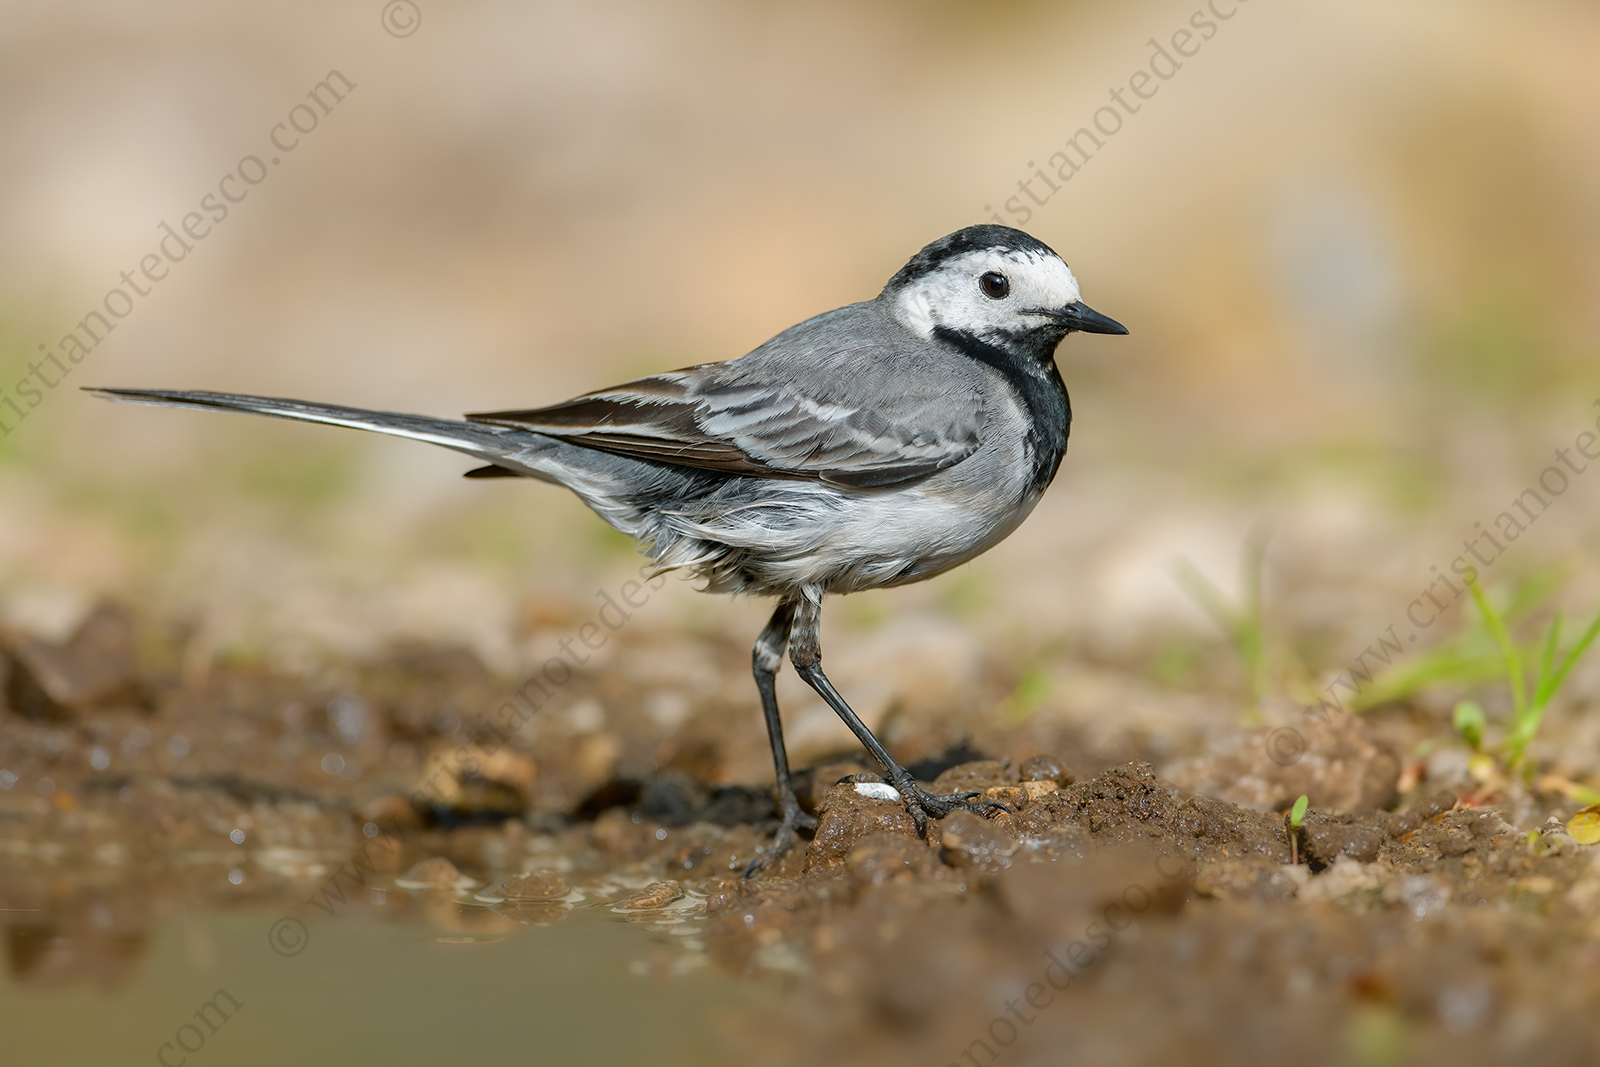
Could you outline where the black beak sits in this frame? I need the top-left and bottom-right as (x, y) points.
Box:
(1054, 301), (1128, 335)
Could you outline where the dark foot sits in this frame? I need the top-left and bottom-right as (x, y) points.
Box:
(742, 803), (817, 879)
(889, 779), (1011, 835)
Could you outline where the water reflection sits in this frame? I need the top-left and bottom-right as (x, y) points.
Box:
(2, 902), (768, 1067)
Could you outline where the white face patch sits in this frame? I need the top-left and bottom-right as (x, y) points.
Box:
(891, 249), (1081, 341)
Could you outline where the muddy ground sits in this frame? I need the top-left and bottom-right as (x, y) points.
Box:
(5, 603), (1600, 1067)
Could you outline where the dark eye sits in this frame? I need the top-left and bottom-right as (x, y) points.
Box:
(979, 272), (1010, 299)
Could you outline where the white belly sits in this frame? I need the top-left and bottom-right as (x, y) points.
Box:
(652, 465), (1041, 596)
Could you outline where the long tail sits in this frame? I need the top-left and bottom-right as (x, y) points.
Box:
(87, 387), (520, 451)
(86, 387), (741, 553)
(84, 387), (582, 483)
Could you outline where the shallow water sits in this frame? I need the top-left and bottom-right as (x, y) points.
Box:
(2, 907), (771, 1066)
(7, 615), (1600, 1067)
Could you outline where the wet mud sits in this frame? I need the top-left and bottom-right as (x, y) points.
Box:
(5, 606), (1600, 1066)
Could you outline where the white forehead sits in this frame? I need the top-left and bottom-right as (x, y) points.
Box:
(892, 247), (1081, 338)
(948, 248), (1080, 305)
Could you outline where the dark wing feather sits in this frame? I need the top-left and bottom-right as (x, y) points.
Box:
(467, 358), (985, 492)
(468, 312), (990, 487)
(470, 374), (777, 475)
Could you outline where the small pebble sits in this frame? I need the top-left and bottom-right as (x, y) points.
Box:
(1021, 780), (1059, 801)
(985, 785), (1028, 809)
(940, 809), (1018, 869)
(1018, 754), (1068, 784)
(498, 871), (569, 900)
(617, 880), (684, 910)
(396, 856), (476, 890)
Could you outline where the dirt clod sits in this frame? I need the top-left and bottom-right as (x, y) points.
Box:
(6, 617), (1599, 1067)
(939, 809), (1018, 871)
(1194, 858), (1309, 902)
(928, 759), (1016, 794)
(846, 834), (939, 888)
(805, 782), (918, 869)
(1164, 710), (1401, 814)
(3, 604), (144, 719)
(616, 880), (684, 910)
(497, 870), (569, 900)
(1301, 809), (1387, 866)
(395, 856), (475, 889)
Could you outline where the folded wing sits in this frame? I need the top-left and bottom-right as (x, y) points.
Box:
(468, 347), (987, 489)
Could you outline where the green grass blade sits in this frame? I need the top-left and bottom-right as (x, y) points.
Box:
(1533, 613), (1563, 709)
(1468, 578), (1526, 723)
(1238, 529), (1268, 696)
(1537, 610), (1600, 713)
(1571, 784), (1600, 807)
(1171, 557), (1238, 637)
(1345, 638), (1505, 712)
(1172, 544), (1271, 720)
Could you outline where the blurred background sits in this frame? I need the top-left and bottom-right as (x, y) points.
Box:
(4, 0), (1600, 1061)
(2, 0), (1596, 766)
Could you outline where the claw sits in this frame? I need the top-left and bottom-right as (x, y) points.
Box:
(893, 782), (1012, 834)
(742, 804), (815, 879)
(963, 799), (1013, 815)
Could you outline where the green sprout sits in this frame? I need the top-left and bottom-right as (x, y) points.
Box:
(1287, 794), (1309, 864)
(1452, 700), (1486, 750)
(1466, 576), (1600, 772)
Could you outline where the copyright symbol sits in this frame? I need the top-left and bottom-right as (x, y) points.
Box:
(1266, 727), (1305, 767)
(382, 0), (421, 37)
(268, 917), (308, 957)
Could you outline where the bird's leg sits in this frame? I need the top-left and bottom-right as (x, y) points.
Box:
(786, 591), (1008, 836)
(744, 599), (816, 878)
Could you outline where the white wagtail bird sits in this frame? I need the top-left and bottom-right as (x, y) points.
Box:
(88, 224), (1126, 872)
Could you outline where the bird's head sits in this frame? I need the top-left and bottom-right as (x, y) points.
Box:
(882, 225), (1126, 356)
